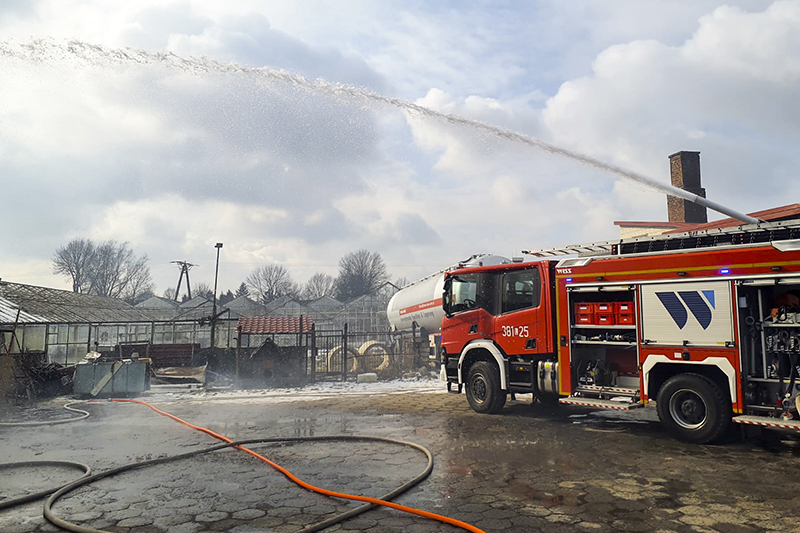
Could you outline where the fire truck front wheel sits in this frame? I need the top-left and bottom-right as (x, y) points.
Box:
(656, 373), (731, 444)
(465, 361), (506, 414)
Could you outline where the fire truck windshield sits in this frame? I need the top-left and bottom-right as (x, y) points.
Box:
(444, 272), (501, 315)
(446, 275), (478, 314)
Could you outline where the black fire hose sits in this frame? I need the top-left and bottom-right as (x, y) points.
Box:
(0, 402), (90, 427)
(744, 315), (759, 376)
(0, 461), (91, 511)
(779, 351), (798, 410)
(42, 436), (434, 533)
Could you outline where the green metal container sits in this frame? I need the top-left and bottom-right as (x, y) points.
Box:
(73, 361), (150, 397)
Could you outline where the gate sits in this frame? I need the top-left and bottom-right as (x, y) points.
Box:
(309, 325), (403, 382)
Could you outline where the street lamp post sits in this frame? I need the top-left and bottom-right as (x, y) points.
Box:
(210, 242), (223, 349)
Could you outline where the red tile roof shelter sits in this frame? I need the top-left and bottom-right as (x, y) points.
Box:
(613, 221), (697, 231)
(615, 203), (800, 238)
(236, 316), (313, 335)
(664, 203), (800, 233)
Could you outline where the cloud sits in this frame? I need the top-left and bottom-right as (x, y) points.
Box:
(114, 3), (212, 51)
(0, 38), (390, 290)
(167, 12), (387, 90)
(392, 2), (800, 254)
(1, 1), (799, 295)
(1, 39), (384, 207)
(82, 194), (357, 291)
(0, 0), (35, 17)
(542, 1), (800, 217)
(687, 2), (800, 83)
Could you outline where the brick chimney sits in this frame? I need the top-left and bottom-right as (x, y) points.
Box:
(667, 151), (708, 223)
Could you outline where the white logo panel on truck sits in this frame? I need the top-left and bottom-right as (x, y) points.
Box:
(655, 290), (715, 330)
(641, 281), (733, 346)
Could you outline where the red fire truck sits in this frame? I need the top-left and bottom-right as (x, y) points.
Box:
(440, 221), (800, 443)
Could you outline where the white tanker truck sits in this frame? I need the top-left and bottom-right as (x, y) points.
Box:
(386, 254), (511, 359)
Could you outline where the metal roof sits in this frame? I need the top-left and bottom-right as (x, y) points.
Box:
(0, 281), (157, 324)
(225, 296), (269, 315)
(135, 296), (180, 309)
(0, 296), (47, 323)
(237, 316), (314, 335)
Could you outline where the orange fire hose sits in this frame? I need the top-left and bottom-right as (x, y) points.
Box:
(112, 398), (487, 533)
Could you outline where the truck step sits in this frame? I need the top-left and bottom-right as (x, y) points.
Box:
(446, 382), (462, 394)
(575, 385), (639, 397)
(559, 397), (644, 410)
(732, 415), (800, 431)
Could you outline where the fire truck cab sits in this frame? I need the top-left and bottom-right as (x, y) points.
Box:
(441, 221), (800, 443)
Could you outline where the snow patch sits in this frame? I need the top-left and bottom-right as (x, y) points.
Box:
(147, 378), (446, 406)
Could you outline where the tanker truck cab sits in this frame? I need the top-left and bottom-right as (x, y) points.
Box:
(441, 260), (557, 413)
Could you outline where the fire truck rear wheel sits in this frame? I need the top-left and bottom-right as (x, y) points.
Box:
(656, 373), (731, 444)
(466, 361), (506, 414)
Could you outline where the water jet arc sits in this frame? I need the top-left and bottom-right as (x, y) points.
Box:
(374, 101), (761, 226)
(0, 39), (760, 225)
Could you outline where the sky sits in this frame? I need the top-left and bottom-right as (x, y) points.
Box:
(1, 0), (799, 297)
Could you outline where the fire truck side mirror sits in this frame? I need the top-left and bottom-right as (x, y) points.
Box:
(442, 284), (452, 317)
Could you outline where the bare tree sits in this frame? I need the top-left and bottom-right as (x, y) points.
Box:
(246, 264), (299, 304)
(163, 287), (177, 300)
(52, 238), (153, 301)
(192, 282), (214, 300)
(53, 238), (96, 293)
(376, 276), (407, 302)
(302, 272), (337, 300)
(121, 254), (155, 305)
(334, 249), (390, 301)
(89, 241), (149, 299)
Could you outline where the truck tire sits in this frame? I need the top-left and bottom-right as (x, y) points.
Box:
(656, 373), (731, 444)
(465, 361), (506, 414)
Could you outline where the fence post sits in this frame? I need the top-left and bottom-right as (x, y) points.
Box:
(412, 321), (419, 370)
(310, 323), (316, 383)
(342, 323), (348, 382)
(297, 315), (303, 347)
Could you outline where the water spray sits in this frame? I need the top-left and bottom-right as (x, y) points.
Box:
(0, 38), (760, 225)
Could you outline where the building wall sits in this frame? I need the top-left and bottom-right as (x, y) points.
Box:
(618, 226), (674, 239)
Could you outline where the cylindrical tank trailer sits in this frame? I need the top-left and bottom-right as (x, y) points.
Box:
(386, 254), (510, 334)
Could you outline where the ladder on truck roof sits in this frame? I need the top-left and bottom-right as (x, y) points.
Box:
(522, 219), (800, 258)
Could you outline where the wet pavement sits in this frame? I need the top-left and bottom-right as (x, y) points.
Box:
(2, 379), (800, 533)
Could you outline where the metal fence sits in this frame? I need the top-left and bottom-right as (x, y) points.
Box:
(232, 323), (435, 386)
(307, 325), (430, 382)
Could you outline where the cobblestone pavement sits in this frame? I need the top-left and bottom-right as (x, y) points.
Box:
(2, 379), (800, 533)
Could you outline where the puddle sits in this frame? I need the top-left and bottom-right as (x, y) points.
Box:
(652, 478), (693, 509)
